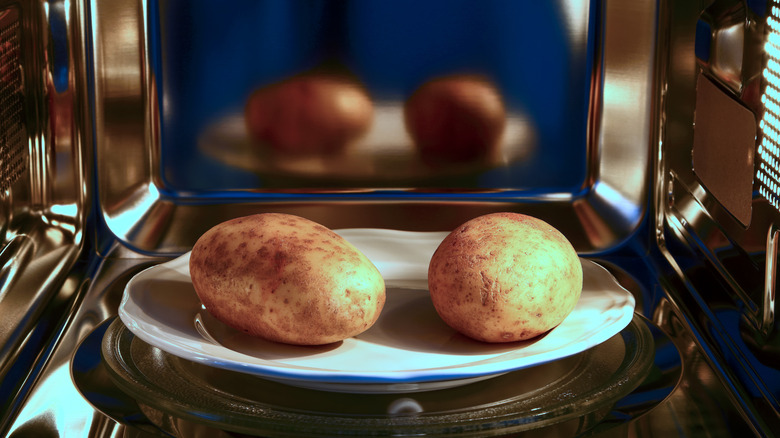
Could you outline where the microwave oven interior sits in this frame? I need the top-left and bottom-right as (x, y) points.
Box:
(2, 0), (780, 436)
(91, 0), (651, 256)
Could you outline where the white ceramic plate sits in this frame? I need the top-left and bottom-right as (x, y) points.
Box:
(118, 229), (635, 393)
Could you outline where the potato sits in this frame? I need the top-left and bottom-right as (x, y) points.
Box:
(189, 213), (385, 345)
(428, 212), (582, 343)
(404, 75), (506, 165)
(244, 74), (373, 156)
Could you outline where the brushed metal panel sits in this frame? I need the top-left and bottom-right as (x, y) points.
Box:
(693, 74), (756, 226)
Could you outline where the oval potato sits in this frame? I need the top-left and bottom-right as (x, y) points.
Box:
(428, 212), (582, 343)
(245, 74), (373, 156)
(189, 213), (385, 345)
(404, 75), (506, 165)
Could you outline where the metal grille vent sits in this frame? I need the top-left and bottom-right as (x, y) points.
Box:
(0, 7), (26, 193)
(759, 4), (780, 210)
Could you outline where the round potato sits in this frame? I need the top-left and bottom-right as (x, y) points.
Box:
(404, 75), (506, 165)
(245, 74), (373, 156)
(428, 212), (582, 343)
(189, 213), (385, 345)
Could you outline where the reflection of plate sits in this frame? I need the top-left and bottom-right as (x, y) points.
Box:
(198, 107), (535, 182)
(118, 229), (635, 393)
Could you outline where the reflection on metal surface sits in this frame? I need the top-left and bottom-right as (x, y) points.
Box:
(659, 0), (780, 431)
(103, 182), (160, 240)
(7, 251), (163, 437)
(197, 104), (537, 184)
(6, 0), (766, 436)
(714, 22), (744, 86)
(763, 226), (778, 337)
(649, 299), (753, 437)
(714, 19), (746, 88)
(696, 0), (765, 102)
(8, 363), (96, 436)
(91, 0), (655, 255)
(71, 319), (163, 436)
(91, 0), (155, 218)
(0, 0), (89, 430)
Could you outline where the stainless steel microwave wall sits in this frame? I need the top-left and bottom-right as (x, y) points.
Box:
(87, 0), (655, 256)
(1, 0), (779, 436)
(0, 0), (88, 426)
(659, 1), (780, 431)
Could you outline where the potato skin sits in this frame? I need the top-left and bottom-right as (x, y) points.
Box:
(189, 213), (385, 345)
(428, 213), (582, 343)
(245, 74), (373, 156)
(405, 75), (506, 165)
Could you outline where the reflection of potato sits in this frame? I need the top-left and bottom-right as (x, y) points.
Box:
(405, 75), (506, 165)
(189, 213), (385, 345)
(244, 74), (373, 156)
(428, 213), (582, 343)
